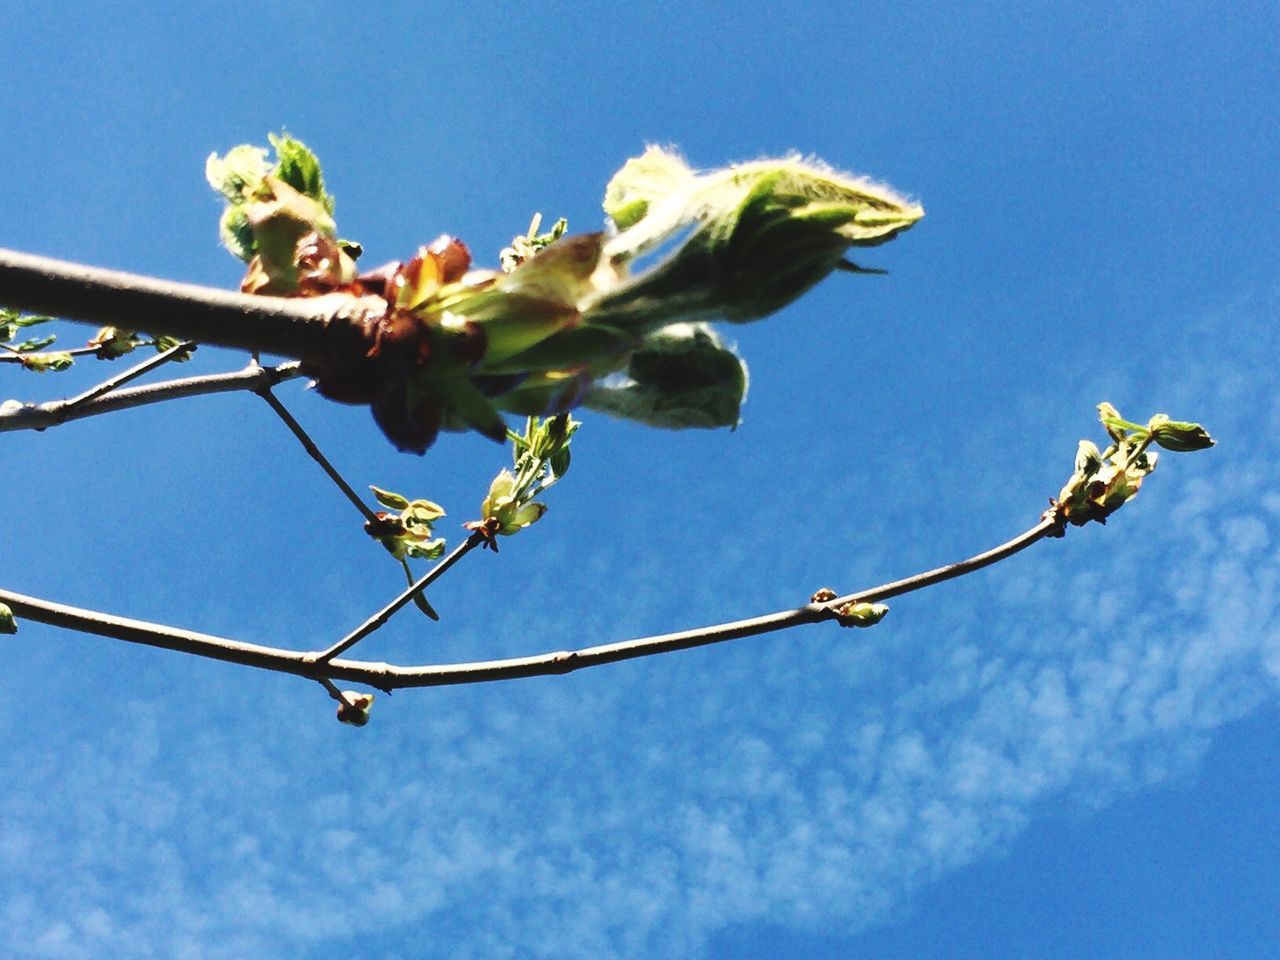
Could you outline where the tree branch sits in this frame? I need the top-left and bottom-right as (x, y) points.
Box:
(257, 387), (377, 523)
(0, 515), (1056, 692)
(0, 360), (304, 432)
(0, 247), (384, 363)
(58, 339), (196, 409)
(316, 531), (488, 662)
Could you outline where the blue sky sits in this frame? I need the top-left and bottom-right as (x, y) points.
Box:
(2, 3), (1277, 958)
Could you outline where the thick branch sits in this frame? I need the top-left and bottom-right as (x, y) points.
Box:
(0, 248), (384, 363)
(0, 516), (1055, 691)
(0, 360), (304, 432)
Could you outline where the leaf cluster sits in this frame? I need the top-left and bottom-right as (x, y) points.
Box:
(204, 135), (922, 453)
(1051, 402), (1214, 531)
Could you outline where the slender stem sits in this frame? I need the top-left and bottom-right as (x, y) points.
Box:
(257, 386), (378, 524)
(315, 531), (487, 663)
(318, 677), (356, 709)
(61, 340), (197, 411)
(0, 247), (385, 363)
(0, 516), (1057, 691)
(828, 516), (1054, 606)
(0, 361), (303, 432)
(0, 344), (101, 362)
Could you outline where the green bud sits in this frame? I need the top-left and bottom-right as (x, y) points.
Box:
(836, 601), (889, 628)
(479, 469), (548, 535)
(1147, 414), (1215, 452)
(0, 603), (16, 635)
(528, 413), (578, 460)
(267, 133), (334, 213)
(593, 148), (922, 332)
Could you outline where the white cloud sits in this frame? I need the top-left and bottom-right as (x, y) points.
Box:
(2, 301), (1278, 959)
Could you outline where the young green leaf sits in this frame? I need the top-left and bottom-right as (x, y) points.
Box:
(369, 485), (411, 511)
(583, 322), (748, 429)
(268, 133), (334, 213)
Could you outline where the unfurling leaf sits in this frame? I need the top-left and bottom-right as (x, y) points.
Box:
(88, 326), (139, 359)
(370, 485), (411, 511)
(593, 147), (923, 330)
(206, 144), (269, 203)
(584, 323), (747, 429)
(21, 352), (74, 373)
(1052, 403), (1212, 530)
(1147, 414), (1215, 452)
(268, 132), (333, 213)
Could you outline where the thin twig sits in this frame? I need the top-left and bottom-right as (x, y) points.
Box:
(256, 387), (442, 620)
(0, 361), (304, 432)
(0, 345), (101, 362)
(61, 340), (197, 411)
(0, 247), (384, 362)
(318, 677), (356, 709)
(256, 386), (378, 524)
(315, 531), (488, 663)
(0, 516), (1057, 691)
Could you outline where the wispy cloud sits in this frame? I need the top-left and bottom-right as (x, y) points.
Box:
(3, 298), (1276, 959)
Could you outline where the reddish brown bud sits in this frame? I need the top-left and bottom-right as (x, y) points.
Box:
(427, 234), (472, 282)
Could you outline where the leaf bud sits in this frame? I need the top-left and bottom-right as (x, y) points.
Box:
(336, 692), (375, 726)
(1074, 439), (1103, 479)
(1147, 414), (1215, 452)
(835, 601), (889, 628)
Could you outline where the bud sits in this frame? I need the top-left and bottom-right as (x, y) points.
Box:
(529, 413), (579, 460)
(835, 601), (889, 628)
(336, 692), (375, 726)
(478, 469), (549, 535)
(21, 351), (74, 373)
(1147, 414), (1215, 452)
(1096, 402), (1146, 444)
(1074, 440), (1103, 478)
(239, 177), (339, 295)
(393, 237), (472, 310)
(88, 326), (138, 359)
(593, 148), (922, 332)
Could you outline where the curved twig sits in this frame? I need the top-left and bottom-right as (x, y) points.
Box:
(0, 516), (1056, 691)
(0, 361), (304, 432)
